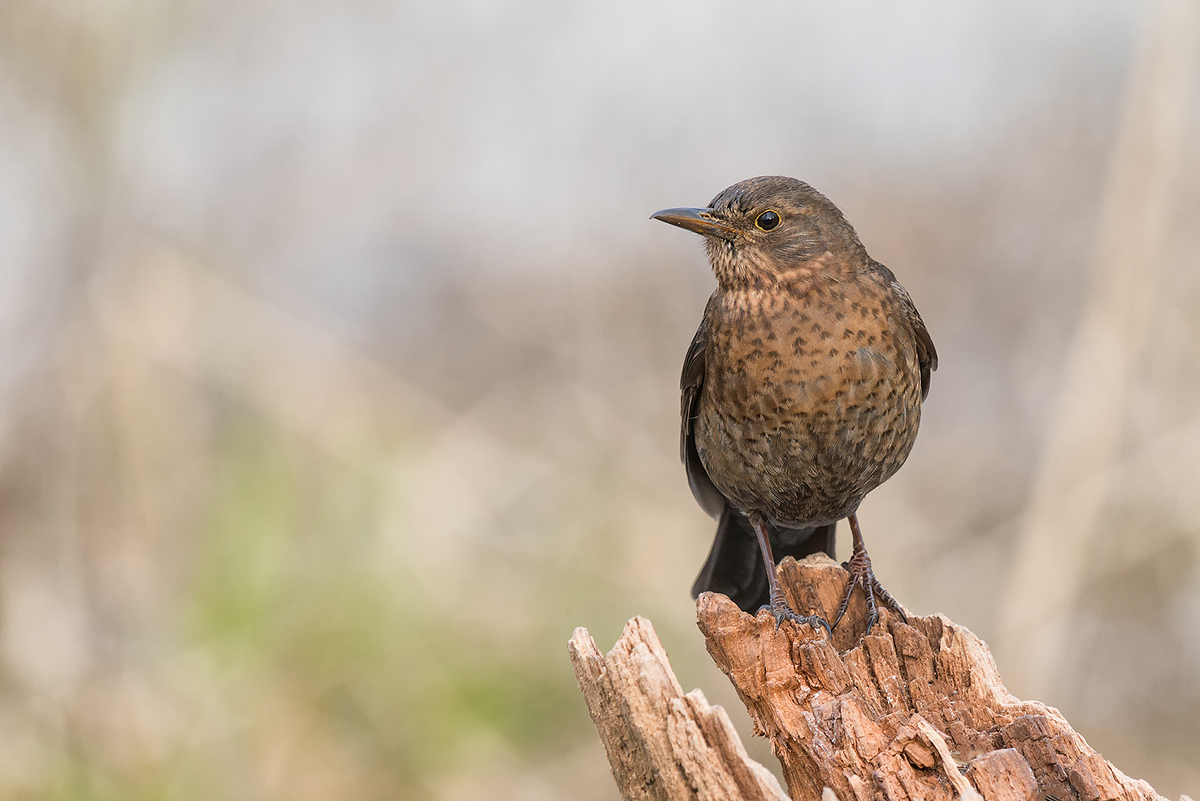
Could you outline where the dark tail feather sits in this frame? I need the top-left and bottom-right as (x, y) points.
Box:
(691, 508), (836, 614)
(691, 507), (765, 608)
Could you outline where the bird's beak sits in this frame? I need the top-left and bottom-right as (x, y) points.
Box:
(651, 207), (737, 240)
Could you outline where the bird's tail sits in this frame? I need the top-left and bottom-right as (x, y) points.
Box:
(691, 507), (836, 614)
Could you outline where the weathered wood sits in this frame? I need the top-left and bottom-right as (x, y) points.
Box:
(572, 554), (1184, 801)
(699, 554), (1170, 801)
(569, 617), (789, 801)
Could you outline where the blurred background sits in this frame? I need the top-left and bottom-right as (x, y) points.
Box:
(1, 0), (1198, 798)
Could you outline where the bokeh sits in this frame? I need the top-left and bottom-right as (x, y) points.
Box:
(1, 1), (1198, 799)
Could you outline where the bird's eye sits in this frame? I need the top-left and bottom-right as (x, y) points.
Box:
(755, 210), (781, 231)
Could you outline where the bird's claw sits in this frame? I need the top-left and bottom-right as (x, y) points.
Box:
(759, 598), (830, 637)
(832, 550), (907, 634)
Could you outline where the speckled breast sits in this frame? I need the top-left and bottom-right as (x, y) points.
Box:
(694, 280), (924, 527)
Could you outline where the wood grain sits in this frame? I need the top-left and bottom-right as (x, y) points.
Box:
(572, 554), (1179, 801)
(569, 616), (789, 801)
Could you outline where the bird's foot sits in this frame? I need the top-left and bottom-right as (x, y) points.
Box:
(832, 547), (907, 634)
(760, 589), (830, 637)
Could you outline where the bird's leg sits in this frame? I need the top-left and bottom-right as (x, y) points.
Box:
(832, 513), (907, 633)
(749, 512), (830, 636)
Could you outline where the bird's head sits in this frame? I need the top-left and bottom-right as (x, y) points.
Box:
(652, 176), (866, 289)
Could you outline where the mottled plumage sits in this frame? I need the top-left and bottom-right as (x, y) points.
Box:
(655, 176), (937, 633)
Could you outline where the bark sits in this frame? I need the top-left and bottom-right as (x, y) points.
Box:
(571, 554), (1180, 801)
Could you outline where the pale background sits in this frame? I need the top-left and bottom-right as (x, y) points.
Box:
(1, 1), (1198, 799)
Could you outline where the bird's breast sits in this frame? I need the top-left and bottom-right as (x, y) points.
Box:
(694, 281), (923, 525)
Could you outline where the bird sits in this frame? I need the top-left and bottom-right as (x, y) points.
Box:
(652, 176), (937, 634)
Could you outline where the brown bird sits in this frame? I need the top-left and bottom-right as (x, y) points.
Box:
(653, 176), (936, 634)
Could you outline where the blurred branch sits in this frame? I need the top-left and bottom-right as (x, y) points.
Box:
(573, 557), (1176, 801)
(92, 248), (450, 458)
(999, 0), (1199, 698)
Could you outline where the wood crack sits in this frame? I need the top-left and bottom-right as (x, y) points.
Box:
(571, 554), (1180, 801)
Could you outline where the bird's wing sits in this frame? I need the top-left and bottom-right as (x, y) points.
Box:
(896, 283), (938, 400)
(878, 266), (938, 400)
(914, 311), (937, 400)
(681, 310), (727, 518)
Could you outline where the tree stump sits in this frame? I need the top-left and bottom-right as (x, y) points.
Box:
(570, 554), (1184, 801)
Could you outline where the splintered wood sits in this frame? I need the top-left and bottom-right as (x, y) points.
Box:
(569, 617), (790, 801)
(571, 554), (1175, 801)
